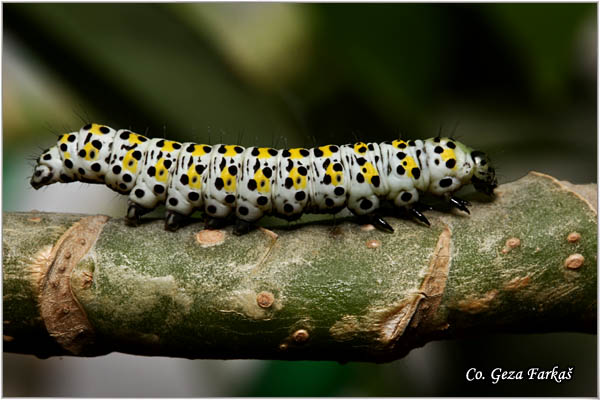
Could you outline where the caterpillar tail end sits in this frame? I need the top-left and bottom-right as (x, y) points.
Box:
(30, 179), (42, 190)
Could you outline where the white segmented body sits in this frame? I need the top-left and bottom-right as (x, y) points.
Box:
(166, 143), (212, 216)
(30, 123), (497, 231)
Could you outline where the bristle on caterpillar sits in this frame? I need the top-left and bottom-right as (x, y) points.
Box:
(30, 123), (498, 234)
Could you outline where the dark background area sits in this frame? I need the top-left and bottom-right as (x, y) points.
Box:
(3, 3), (596, 396)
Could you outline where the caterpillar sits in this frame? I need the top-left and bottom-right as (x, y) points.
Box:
(30, 123), (497, 234)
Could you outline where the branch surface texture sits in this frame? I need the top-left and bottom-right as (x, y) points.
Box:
(3, 172), (597, 362)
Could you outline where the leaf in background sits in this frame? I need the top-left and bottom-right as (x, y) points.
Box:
(308, 4), (447, 124)
(5, 4), (305, 145)
(170, 3), (313, 92)
(483, 3), (594, 105)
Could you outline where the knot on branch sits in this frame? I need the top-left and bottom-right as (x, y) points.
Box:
(380, 226), (452, 346)
(37, 215), (108, 355)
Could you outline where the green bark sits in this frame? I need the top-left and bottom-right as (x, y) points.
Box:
(3, 172), (597, 362)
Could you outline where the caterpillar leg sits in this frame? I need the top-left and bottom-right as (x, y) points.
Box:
(205, 217), (228, 230)
(126, 201), (152, 226)
(349, 194), (391, 232)
(448, 196), (471, 214)
(391, 189), (430, 227)
(165, 210), (189, 232)
(233, 219), (256, 236)
(408, 207), (431, 226)
(413, 201), (433, 212)
(357, 214), (394, 233)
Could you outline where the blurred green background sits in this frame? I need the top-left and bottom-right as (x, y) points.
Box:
(3, 3), (596, 396)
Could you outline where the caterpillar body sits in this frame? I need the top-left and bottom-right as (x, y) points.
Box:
(30, 123), (497, 234)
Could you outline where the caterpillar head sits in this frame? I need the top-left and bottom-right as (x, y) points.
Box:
(470, 150), (497, 196)
(30, 147), (66, 189)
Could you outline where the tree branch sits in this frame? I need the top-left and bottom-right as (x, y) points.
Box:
(3, 172), (597, 362)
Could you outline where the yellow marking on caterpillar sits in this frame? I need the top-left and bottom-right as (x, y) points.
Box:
(155, 158), (170, 183)
(129, 133), (146, 145)
(392, 140), (408, 149)
(161, 140), (181, 153)
(123, 149), (140, 173)
(440, 148), (457, 169)
(325, 163), (343, 185)
(64, 152), (71, 159)
(288, 148), (307, 159)
(318, 145), (335, 158)
(223, 145), (240, 157)
(354, 142), (368, 154)
(191, 144), (209, 156)
(361, 161), (379, 184)
(257, 148), (275, 159)
(401, 156), (419, 178)
(254, 169), (271, 193)
(82, 142), (99, 161)
(289, 167), (307, 190)
(60, 134), (70, 143)
(187, 165), (202, 189)
(89, 124), (105, 135)
(220, 166), (237, 192)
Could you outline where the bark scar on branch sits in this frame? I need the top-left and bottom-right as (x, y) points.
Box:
(37, 215), (109, 355)
(380, 226), (452, 345)
(250, 227), (279, 276)
(534, 171), (597, 214)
